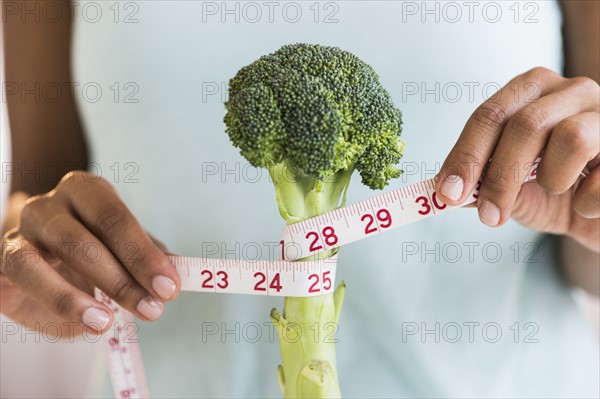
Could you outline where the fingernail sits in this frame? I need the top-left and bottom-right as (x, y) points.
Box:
(440, 175), (463, 201)
(137, 297), (164, 320)
(152, 275), (176, 300)
(82, 307), (110, 331)
(479, 201), (501, 227)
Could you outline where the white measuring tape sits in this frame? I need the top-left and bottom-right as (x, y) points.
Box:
(96, 157), (558, 398)
(94, 256), (338, 398)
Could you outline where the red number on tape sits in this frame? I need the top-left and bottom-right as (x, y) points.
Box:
(377, 209), (392, 228)
(308, 273), (320, 293)
(306, 231), (323, 252)
(322, 271), (332, 291)
(415, 196), (431, 215)
(307, 271), (333, 294)
(432, 192), (447, 210)
(361, 214), (376, 234)
(253, 272), (267, 292)
(306, 226), (338, 252)
(322, 226), (338, 246)
(201, 270), (214, 289)
(362, 209), (392, 234)
(473, 180), (482, 199)
(269, 273), (282, 292)
(216, 271), (229, 289)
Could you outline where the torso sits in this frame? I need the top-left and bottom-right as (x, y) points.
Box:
(73, 2), (599, 397)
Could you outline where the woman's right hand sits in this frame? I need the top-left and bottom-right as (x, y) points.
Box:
(1, 171), (181, 338)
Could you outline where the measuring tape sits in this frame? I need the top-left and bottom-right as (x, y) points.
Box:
(94, 256), (338, 398)
(97, 157), (556, 398)
(96, 289), (150, 399)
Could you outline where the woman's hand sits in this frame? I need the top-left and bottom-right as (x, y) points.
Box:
(1, 171), (181, 337)
(435, 67), (599, 252)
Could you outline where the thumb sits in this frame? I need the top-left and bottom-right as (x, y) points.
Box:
(511, 182), (572, 235)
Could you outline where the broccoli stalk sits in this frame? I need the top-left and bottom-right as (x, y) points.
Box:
(224, 43), (404, 398)
(268, 163), (351, 398)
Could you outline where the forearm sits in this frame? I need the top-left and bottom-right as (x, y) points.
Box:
(560, 0), (600, 82)
(560, 237), (600, 296)
(3, 0), (88, 196)
(558, 0), (600, 295)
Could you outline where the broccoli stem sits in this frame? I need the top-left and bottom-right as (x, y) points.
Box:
(269, 163), (352, 398)
(271, 283), (345, 398)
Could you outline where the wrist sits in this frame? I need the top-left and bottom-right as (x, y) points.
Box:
(566, 211), (600, 254)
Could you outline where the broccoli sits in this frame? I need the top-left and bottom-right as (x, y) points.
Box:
(224, 43), (404, 398)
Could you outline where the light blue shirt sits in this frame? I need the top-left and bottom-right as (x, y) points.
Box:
(73, 1), (599, 397)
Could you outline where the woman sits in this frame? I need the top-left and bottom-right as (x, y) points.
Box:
(2, 1), (599, 397)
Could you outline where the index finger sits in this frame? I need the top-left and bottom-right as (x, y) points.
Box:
(434, 67), (564, 205)
(55, 172), (181, 302)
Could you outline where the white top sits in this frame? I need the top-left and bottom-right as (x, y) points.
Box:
(73, 1), (599, 397)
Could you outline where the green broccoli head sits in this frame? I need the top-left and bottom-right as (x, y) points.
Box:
(224, 43), (404, 190)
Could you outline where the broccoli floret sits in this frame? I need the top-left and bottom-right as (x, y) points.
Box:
(225, 43), (404, 222)
(223, 43), (405, 399)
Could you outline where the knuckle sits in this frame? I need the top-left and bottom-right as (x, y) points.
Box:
(523, 66), (555, 83)
(471, 102), (510, 131)
(444, 148), (486, 184)
(569, 76), (599, 94)
(58, 170), (87, 187)
(482, 167), (515, 196)
(553, 119), (592, 154)
(53, 291), (75, 315)
(0, 276), (26, 314)
(96, 207), (129, 238)
(55, 223), (81, 246)
(42, 212), (72, 237)
(20, 195), (52, 224)
(110, 277), (138, 303)
(448, 146), (486, 176)
(1, 247), (22, 278)
(57, 171), (111, 193)
(508, 107), (548, 137)
(2, 245), (42, 281)
(122, 246), (148, 272)
(125, 248), (170, 277)
(57, 231), (87, 261)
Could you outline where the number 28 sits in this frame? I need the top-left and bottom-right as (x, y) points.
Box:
(306, 226), (338, 252)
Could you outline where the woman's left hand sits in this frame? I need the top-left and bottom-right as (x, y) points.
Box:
(435, 67), (599, 252)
